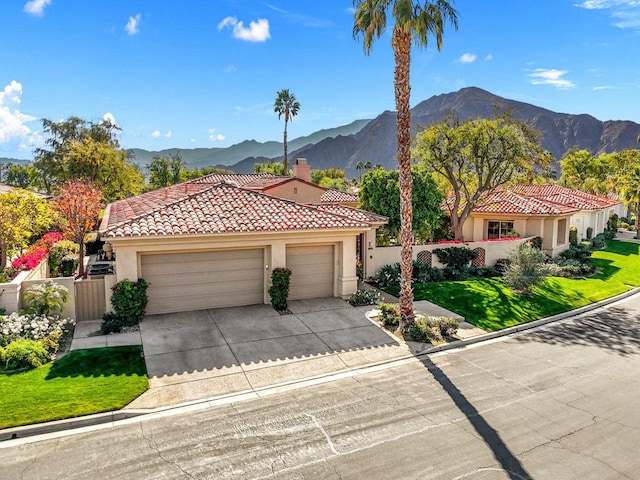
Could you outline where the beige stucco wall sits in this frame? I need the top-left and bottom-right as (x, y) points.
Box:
(371, 237), (530, 274)
(266, 180), (324, 204)
(0, 258), (49, 314)
(108, 228), (368, 303)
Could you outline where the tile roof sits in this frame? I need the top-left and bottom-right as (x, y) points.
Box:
(473, 189), (579, 215)
(320, 189), (359, 203)
(100, 183), (371, 238)
(509, 184), (621, 210)
(313, 204), (388, 224)
(471, 184), (620, 216)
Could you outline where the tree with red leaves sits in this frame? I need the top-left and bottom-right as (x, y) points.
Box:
(54, 180), (103, 278)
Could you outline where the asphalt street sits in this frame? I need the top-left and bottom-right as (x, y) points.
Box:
(1, 294), (639, 480)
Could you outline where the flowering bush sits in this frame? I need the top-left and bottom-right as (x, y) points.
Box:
(40, 232), (64, 247)
(11, 244), (48, 271)
(0, 312), (74, 349)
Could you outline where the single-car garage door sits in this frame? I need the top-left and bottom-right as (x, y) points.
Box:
(141, 249), (264, 315)
(286, 245), (334, 300)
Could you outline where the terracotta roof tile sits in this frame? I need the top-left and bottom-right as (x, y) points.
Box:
(509, 184), (620, 210)
(313, 204), (388, 224)
(101, 183), (371, 238)
(320, 189), (359, 203)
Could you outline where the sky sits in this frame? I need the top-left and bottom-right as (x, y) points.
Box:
(1, 0), (640, 160)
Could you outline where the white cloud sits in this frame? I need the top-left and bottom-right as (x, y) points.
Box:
(224, 64), (237, 73)
(126, 14), (141, 35)
(458, 53), (477, 63)
(217, 16), (271, 42)
(593, 85), (614, 90)
(529, 69), (576, 89)
(485, 54), (493, 61)
(24, 0), (51, 16)
(102, 112), (117, 125)
(208, 129), (226, 142)
(151, 130), (160, 138)
(575, 0), (640, 29)
(0, 80), (37, 145)
(190, 138), (196, 143)
(165, 130), (172, 139)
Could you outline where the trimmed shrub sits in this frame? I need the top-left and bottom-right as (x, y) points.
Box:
(586, 227), (593, 239)
(437, 317), (459, 337)
(526, 236), (543, 250)
(378, 303), (400, 327)
(3, 339), (50, 370)
(347, 289), (379, 307)
(494, 258), (511, 274)
(569, 226), (578, 246)
(432, 246), (478, 270)
(560, 244), (592, 261)
(268, 268), (292, 311)
(101, 278), (149, 334)
(48, 240), (79, 278)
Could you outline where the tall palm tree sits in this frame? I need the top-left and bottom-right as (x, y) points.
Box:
(353, 0), (458, 333)
(274, 89), (301, 175)
(356, 160), (365, 180)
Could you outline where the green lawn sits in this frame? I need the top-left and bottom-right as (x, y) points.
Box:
(390, 240), (640, 332)
(0, 346), (148, 429)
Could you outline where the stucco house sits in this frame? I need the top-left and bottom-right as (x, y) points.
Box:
(461, 184), (623, 257)
(98, 160), (385, 315)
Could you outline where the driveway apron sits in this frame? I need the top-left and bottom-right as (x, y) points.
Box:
(128, 298), (411, 409)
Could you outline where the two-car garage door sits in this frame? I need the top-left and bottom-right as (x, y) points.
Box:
(141, 249), (265, 315)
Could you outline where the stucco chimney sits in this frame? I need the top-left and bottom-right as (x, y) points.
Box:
(293, 158), (310, 182)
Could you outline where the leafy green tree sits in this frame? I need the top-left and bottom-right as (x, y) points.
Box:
(311, 167), (348, 189)
(359, 167), (443, 243)
(0, 191), (53, 270)
(413, 115), (549, 241)
(618, 161), (640, 239)
(147, 152), (186, 188)
(54, 180), (103, 278)
(353, 0), (458, 332)
(181, 166), (234, 180)
(254, 160), (287, 175)
(274, 89), (300, 174)
(4, 163), (37, 190)
(33, 116), (144, 200)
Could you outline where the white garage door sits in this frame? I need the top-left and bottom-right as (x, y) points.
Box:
(141, 249), (264, 315)
(286, 245), (334, 300)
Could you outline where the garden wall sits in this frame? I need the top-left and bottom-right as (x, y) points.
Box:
(0, 259), (49, 314)
(370, 237), (530, 276)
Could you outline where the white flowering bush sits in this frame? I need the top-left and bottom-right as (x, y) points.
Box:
(0, 312), (75, 369)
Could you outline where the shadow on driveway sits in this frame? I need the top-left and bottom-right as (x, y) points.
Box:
(130, 298), (409, 408)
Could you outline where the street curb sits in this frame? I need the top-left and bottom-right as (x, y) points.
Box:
(3, 286), (639, 443)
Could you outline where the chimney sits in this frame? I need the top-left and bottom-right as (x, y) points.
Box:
(293, 158), (310, 182)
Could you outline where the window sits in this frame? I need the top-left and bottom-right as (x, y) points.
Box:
(487, 220), (514, 239)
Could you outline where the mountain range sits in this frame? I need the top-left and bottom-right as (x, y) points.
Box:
(3, 87), (639, 178)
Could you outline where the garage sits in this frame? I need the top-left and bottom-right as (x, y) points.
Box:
(286, 245), (334, 300)
(141, 249), (265, 315)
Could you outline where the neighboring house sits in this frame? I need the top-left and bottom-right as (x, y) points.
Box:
(0, 183), (49, 199)
(462, 184), (622, 257)
(99, 160), (382, 315)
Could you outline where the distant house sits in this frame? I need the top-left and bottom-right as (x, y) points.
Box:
(462, 184), (623, 257)
(99, 159), (383, 315)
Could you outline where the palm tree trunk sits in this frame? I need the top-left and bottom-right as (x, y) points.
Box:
(393, 26), (414, 334)
(283, 120), (289, 175)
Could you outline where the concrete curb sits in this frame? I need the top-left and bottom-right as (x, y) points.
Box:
(3, 286), (639, 444)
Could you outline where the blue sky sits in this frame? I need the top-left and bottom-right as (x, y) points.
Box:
(1, 0), (640, 160)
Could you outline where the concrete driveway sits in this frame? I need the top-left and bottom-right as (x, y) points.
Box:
(128, 298), (411, 409)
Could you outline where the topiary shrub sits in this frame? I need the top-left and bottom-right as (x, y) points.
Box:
(269, 268), (292, 311)
(569, 226), (578, 246)
(526, 236), (543, 250)
(3, 339), (50, 370)
(586, 227), (593, 239)
(48, 240), (79, 277)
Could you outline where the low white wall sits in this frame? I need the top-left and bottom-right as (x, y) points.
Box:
(0, 259), (49, 314)
(371, 238), (529, 274)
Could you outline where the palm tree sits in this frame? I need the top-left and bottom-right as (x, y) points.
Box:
(364, 160), (373, 172)
(353, 0), (458, 333)
(356, 160), (365, 180)
(274, 89), (301, 175)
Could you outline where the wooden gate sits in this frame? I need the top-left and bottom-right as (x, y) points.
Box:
(75, 278), (106, 321)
